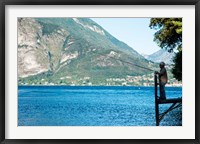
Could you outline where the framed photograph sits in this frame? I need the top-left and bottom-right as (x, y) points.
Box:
(0, 0), (199, 143)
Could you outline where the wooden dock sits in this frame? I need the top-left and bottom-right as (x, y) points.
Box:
(154, 74), (182, 126)
(157, 98), (182, 104)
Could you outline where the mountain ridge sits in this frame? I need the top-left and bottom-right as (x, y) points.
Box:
(143, 49), (175, 64)
(18, 18), (171, 86)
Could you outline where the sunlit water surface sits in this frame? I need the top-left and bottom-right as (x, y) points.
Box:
(18, 86), (182, 126)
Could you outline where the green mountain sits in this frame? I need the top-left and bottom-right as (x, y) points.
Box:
(18, 18), (156, 86)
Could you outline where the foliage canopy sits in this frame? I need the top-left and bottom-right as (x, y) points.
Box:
(150, 18), (182, 81)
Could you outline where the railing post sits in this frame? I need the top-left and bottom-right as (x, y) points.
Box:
(154, 74), (159, 126)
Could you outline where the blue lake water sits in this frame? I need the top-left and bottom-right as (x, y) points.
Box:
(18, 86), (182, 126)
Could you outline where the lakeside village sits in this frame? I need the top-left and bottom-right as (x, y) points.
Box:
(19, 73), (182, 87)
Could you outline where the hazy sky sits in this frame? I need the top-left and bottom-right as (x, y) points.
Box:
(91, 18), (161, 55)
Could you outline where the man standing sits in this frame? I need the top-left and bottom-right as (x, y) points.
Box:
(155, 62), (168, 100)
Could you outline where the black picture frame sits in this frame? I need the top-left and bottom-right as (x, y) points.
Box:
(0, 0), (199, 143)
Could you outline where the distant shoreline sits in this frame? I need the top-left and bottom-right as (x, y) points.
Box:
(18, 85), (182, 88)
